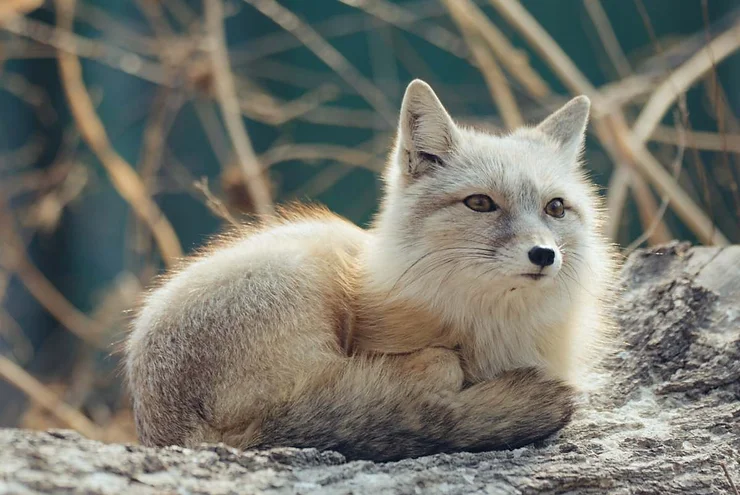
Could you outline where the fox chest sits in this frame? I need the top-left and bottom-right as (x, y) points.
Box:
(457, 316), (568, 383)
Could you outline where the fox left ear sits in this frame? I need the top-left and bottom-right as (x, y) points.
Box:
(536, 96), (590, 158)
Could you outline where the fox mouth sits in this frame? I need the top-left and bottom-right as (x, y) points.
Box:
(520, 273), (546, 280)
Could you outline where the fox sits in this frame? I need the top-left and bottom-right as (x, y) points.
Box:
(125, 79), (617, 462)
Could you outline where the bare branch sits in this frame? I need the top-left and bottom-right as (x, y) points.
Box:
(487, 0), (727, 245)
(451, 0), (550, 98)
(204, 0), (274, 217)
(632, 21), (740, 144)
(0, 0), (42, 22)
(243, 0), (396, 125)
(0, 355), (104, 440)
(486, 0), (597, 99)
(54, 0), (183, 266)
(0, 198), (107, 346)
(583, 0), (632, 78)
(444, 0), (523, 128)
(626, 112), (686, 253)
(651, 126), (740, 154)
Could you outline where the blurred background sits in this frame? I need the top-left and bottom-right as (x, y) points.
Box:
(0, 0), (738, 443)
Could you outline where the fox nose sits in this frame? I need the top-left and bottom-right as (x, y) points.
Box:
(528, 246), (555, 267)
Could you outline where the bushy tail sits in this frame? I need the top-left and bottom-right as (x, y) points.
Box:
(255, 360), (574, 462)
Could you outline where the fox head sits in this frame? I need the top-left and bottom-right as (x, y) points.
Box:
(370, 79), (612, 313)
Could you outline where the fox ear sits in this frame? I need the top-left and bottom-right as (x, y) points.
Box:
(536, 95), (590, 158)
(397, 79), (458, 178)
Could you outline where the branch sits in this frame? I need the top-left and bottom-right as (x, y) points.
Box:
(452, 0), (550, 98)
(444, 0), (523, 128)
(2, 15), (167, 84)
(632, 21), (740, 143)
(53, 0), (183, 266)
(243, 0), (396, 125)
(0, 355), (104, 440)
(487, 0), (727, 245)
(604, 165), (631, 241)
(204, 0), (274, 217)
(0, 0), (41, 22)
(0, 199), (107, 346)
(583, 0), (632, 78)
(486, 0), (597, 98)
(651, 126), (740, 154)
(625, 112), (686, 253)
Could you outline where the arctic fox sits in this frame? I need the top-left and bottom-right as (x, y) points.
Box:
(126, 80), (616, 462)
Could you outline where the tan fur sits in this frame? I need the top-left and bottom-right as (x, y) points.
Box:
(125, 80), (616, 461)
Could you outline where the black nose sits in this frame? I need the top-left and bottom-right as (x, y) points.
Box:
(528, 246), (555, 267)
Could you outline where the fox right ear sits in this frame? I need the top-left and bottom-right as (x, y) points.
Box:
(536, 96), (590, 158)
(397, 80), (458, 179)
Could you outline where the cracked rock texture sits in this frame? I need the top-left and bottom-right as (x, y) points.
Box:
(1, 244), (739, 494)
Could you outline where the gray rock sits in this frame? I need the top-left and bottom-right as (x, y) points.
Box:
(1, 244), (739, 494)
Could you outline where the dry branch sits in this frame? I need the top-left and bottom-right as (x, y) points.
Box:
(444, 0), (523, 128)
(651, 126), (740, 153)
(244, 0), (396, 125)
(626, 117), (686, 252)
(204, 0), (274, 217)
(632, 21), (740, 144)
(453, 0), (550, 98)
(53, 0), (183, 266)
(2, 15), (167, 84)
(337, 0), (469, 60)
(486, 0), (597, 98)
(259, 144), (382, 172)
(583, 0), (632, 78)
(486, 0), (728, 245)
(0, 199), (107, 346)
(0, 0), (42, 23)
(0, 355), (104, 440)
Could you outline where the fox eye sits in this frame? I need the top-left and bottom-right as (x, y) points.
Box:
(463, 194), (497, 212)
(418, 152), (443, 166)
(545, 198), (566, 218)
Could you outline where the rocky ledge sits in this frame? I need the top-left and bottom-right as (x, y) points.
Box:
(1, 244), (739, 494)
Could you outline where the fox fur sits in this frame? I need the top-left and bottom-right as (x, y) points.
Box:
(125, 80), (617, 462)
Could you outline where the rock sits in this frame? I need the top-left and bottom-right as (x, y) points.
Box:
(1, 244), (739, 494)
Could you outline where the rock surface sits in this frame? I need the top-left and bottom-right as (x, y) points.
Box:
(1, 244), (739, 494)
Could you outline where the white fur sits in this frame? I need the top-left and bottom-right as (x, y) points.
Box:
(364, 80), (615, 384)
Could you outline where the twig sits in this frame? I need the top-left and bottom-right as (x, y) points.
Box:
(0, 309), (34, 364)
(232, 0), (467, 65)
(605, 165), (630, 241)
(701, 0), (740, 221)
(338, 0), (468, 60)
(721, 463), (739, 495)
(243, 0), (396, 126)
(259, 144), (382, 172)
(238, 83), (340, 126)
(486, 0), (597, 99)
(444, 0), (523, 128)
(0, 199), (107, 346)
(632, 21), (740, 144)
(651, 126), (740, 154)
(2, 15), (168, 84)
(583, 0), (632, 79)
(0, 355), (104, 440)
(452, 0), (549, 98)
(54, 0), (183, 266)
(487, 0), (727, 245)
(289, 164), (355, 199)
(193, 178), (239, 227)
(204, 0), (274, 217)
(0, 0), (41, 22)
